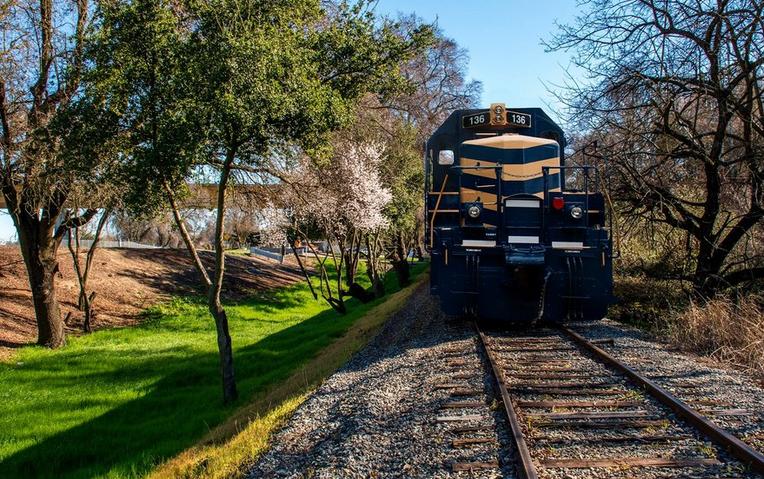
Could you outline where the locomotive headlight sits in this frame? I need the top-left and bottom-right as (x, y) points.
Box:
(570, 206), (584, 219)
(467, 205), (481, 219)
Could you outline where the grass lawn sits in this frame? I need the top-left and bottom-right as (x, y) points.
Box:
(0, 262), (427, 479)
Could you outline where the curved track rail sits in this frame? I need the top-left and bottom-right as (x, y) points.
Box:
(475, 324), (764, 479)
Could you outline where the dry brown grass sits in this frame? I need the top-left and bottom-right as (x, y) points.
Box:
(664, 294), (764, 380)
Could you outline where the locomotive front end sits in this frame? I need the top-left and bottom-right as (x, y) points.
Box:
(425, 105), (614, 323)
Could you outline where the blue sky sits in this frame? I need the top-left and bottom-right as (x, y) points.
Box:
(375, 0), (581, 111)
(0, 1), (581, 243)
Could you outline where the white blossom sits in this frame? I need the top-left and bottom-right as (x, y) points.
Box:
(257, 206), (289, 247)
(286, 139), (391, 239)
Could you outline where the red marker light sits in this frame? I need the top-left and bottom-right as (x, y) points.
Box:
(552, 197), (565, 211)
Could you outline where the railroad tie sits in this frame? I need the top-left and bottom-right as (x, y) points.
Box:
(533, 418), (667, 429)
(451, 460), (499, 472)
(526, 410), (652, 420)
(532, 434), (693, 445)
(539, 457), (722, 469)
(517, 399), (643, 408)
(433, 383), (469, 390)
(435, 414), (485, 422)
(512, 387), (627, 396)
(449, 388), (484, 397)
(451, 437), (496, 448)
(440, 400), (485, 409)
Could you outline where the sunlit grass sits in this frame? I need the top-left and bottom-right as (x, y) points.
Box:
(0, 263), (427, 479)
(151, 269), (428, 479)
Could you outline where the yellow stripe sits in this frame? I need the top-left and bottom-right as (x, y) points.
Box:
(461, 188), (563, 206)
(463, 134), (558, 149)
(460, 157), (560, 181)
(459, 158), (498, 179)
(501, 157), (561, 181)
(460, 187), (498, 211)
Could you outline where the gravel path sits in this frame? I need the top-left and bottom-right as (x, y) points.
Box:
(248, 291), (764, 478)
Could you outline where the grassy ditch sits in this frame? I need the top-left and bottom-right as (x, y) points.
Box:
(0, 262), (427, 479)
(151, 267), (429, 479)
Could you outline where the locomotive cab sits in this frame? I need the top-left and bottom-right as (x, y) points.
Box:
(425, 104), (614, 323)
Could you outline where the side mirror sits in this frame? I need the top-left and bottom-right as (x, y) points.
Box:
(438, 150), (455, 165)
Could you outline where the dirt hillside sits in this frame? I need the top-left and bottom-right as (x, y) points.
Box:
(0, 246), (303, 350)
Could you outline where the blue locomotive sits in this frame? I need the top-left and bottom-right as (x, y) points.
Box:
(425, 104), (614, 323)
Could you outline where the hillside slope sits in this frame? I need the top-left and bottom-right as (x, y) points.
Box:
(0, 246), (303, 351)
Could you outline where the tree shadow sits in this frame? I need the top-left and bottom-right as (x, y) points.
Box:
(0, 263), (429, 478)
(113, 249), (304, 300)
(0, 339), (29, 349)
(0, 292), (384, 478)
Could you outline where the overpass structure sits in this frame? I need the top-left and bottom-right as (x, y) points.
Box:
(0, 183), (280, 210)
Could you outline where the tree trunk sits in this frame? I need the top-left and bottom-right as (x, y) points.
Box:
(209, 296), (236, 403)
(365, 234), (385, 298)
(208, 150), (238, 404)
(28, 253), (64, 347)
(68, 209), (110, 332)
(289, 238), (318, 300)
(20, 229), (65, 348)
(393, 231), (410, 287)
(164, 180), (212, 289)
(344, 232), (360, 287)
(326, 238), (346, 313)
(7, 198), (66, 348)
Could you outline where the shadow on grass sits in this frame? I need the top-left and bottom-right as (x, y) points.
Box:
(0, 263), (427, 479)
(1, 310), (353, 478)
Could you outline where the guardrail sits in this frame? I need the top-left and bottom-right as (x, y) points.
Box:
(61, 239), (165, 249)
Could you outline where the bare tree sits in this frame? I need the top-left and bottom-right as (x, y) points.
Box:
(548, 0), (764, 296)
(66, 209), (111, 332)
(0, 0), (120, 347)
(385, 15), (482, 141)
(365, 19), (482, 283)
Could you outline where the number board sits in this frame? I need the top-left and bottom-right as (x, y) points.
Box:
(507, 110), (532, 128)
(462, 111), (489, 128)
(462, 110), (532, 128)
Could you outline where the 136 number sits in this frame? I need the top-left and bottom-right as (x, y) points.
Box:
(469, 114), (486, 125)
(510, 113), (527, 125)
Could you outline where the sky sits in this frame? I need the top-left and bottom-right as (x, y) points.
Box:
(375, 0), (582, 111)
(0, 0), (582, 243)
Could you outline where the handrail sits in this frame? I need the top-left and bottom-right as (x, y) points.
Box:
(429, 173), (449, 248)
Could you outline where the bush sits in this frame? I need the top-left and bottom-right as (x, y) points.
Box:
(609, 275), (689, 329)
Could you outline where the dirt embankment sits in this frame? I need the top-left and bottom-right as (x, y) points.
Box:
(0, 246), (303, 350)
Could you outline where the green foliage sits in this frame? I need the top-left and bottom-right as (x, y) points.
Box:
(91, 0), (433, 213)
(0, 263), (427, 478)
(89, 0), (207, 216)
(380, 121), (423, 235)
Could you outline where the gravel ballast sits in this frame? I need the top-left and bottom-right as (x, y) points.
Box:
(249, 283), (509, 478)
(248, 289), (764, 478)
(573, 320), (764, 454)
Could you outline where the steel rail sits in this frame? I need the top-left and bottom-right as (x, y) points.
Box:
(475, 326), (539, 479)
(561, 326), (764, 475)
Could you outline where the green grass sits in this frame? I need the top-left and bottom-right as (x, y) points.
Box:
(0, 263), (427, 479)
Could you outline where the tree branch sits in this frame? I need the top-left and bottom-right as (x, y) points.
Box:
(54, 208), (98, 240)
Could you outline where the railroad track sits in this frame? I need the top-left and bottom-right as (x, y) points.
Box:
(443, 324), (764, 478)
